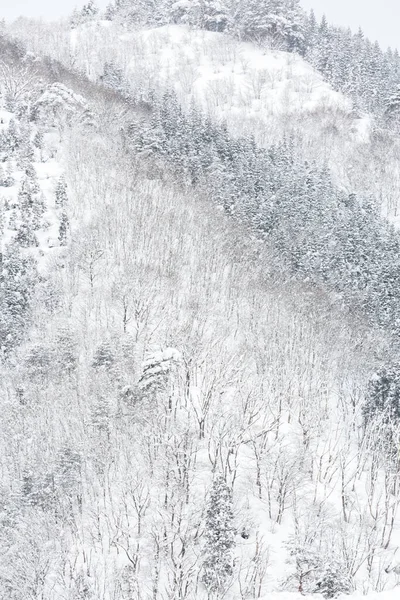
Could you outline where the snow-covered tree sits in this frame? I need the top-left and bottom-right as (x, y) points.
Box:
(92, 341), (115, 370)
(315, 561), (353, 598)
(55, 175), (68, 208)
(0, 241), (38, 352)
(202, 475), (235, 594)
(58, 210), (69, 246)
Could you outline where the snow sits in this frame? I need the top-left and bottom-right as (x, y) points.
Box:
(120, 24), (352, 143)
(0, 102), (73, 273)
(0, 109), (15, 128)
(3, 16), (400, 600)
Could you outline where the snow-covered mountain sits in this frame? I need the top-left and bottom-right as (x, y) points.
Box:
(11, 14), (400, 224)
(2, 4), (400, 600)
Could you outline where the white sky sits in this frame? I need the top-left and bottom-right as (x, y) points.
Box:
(301, 0), (400, 50)
(0, 1), (399, 51)
(0, 0), (109, 21)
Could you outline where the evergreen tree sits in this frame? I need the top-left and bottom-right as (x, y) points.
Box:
(202, 475), (235, 594)
(24, 163), (40, 194)
(0, 241), (38, 352)
(315, 561), (352, 598)
(363, 366), (400, 428)
(56, 446), (82, 509)
(55, 175), (68, 208)
(15, 221), (39, 247)
(202, 0), (229, 32)
(8, 206), (18, 230)
(384, 85), (400, 127)
(21, 471), (57, 512)
(17, 128), (35, 171)
(105, 2), (117, 19)
(303, 9), (318, 56)
(4, 119), (20, 156)
(100, 61), (130, 98)
(18, 174), (43, 230)
(3, 161), (15, 187)
(55, 328), (78, 374)
(24, 343), (54, 381)
(59, 210), (69, 246)
(92, 341), (115, 369)
(81, 0), (99, 18)
(33, 130), (44, 150)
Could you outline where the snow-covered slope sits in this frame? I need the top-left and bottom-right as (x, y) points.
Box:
(3, 17), (400, 600)
(0, 111), (63, 266)
(122, 25), (352, 140)
(70, 22), (355, 144)
(13, 19), (391, 214)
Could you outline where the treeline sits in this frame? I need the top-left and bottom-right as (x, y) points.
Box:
(117, 87), (400, 338)
(88, 0), (400, 120)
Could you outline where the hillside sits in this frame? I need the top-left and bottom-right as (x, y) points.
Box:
(9, 15), (400, 224)
(2, 4), (400, 600)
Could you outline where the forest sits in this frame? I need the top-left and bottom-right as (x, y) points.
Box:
(1, 1), (400, 599)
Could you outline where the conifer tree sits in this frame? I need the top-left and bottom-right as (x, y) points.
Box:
(82, 0), (99, 18)
(15, 221), (38, 247)
(315, 561), (352, 599)
(55, 175), (68, 208)
(0, 241), (38, 352)
(58, 210), (69, 246)
(92, 341), (115, 370)
(202, 475), (235, 595)
(5, 119), (19, 156)
(363, 366), (400, 429)
(3, 161), (15, 187)
(33, 130), (44, 150)
(18, 175), (43, 229)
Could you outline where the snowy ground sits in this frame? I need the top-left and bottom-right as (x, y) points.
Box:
(4, 18), (400, 600)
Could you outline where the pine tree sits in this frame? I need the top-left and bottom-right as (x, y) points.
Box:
(33, 130), (44, 150)
(15, 221), (38, 247)
(24, 163), (40, 194)
(3, 161), (15, 187)
(285, 0), (306, 52)
(21, 471), (56, 511)
(92, 341), (115, 369)
(304, 9), (318, 56)
(17, 131), (35, 171)
(56, 446), (82, 509)
(24, 343), (54, 381)
(8, 207), (18, 230)
(315, 561), (352, 598)
(18, 174), (43, 230)
(363, 366), (400, 427)
(18, 174), (34, 212)
(4, 119), (20, 156)
(82, 0), (99, 18)
(0, 241), (38, 352)
(58, 210), (69, 246)
(202, 475), (235, 595)
(234, 0), (305, 49)
(202, 0), (229, 32)
(55, 328), (78, 374)
(362, 365), (400, 459)
(384, 85), (400, 128)
(105, 2), (117, 20)
(100, 61), (130, 98)
(55, 175), (68, 208)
